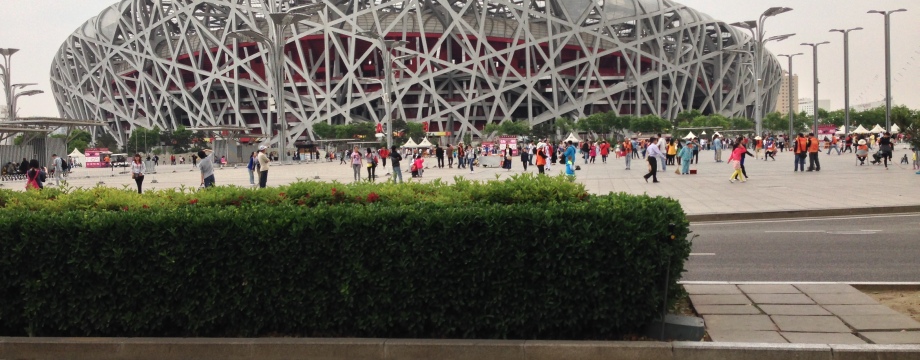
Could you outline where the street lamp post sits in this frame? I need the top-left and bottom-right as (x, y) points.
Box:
(730, 6), (793, 137)
(777, 53), (803, 136)
(868, 9), (907, 133)
(357, 30), (413, 150)
(801, 41), (830, 135)
(0, 48), (21, 121)
(829, 27), (862, 136)
(228, 2), (325, 164)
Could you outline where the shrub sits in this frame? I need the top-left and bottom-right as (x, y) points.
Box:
(0, 176), (690, 339)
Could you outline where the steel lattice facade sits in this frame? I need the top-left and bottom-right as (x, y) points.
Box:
(51, 0), (783, 146)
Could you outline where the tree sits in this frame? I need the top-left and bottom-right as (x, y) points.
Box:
(96, 132), (119, 151)
(312, 122), (336, 139)
(674, 109), (703, 126)
(163, 126), (194, 154)
(762, 112), (787, 132)
(126, 127), (161, 154)
(728, 117), (754, 131)
(628, 115), (671, 133)
(483, 119), (529, 138)
(531, 122), (555, 141)
(554, 117), (576, 136)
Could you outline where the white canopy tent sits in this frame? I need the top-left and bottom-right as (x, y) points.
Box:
(402, 138), (419, 148)
(712, 132), (722, 138)
(852, 125), (870, 134)
(683, 131), (696, 139)
(870, 124), (885, 133)
(417, 138), (433, 148)
(67, 148), (86, 166)
(563, 132), (582, 143)
(890, 124), (901, 134)
(835, 125), (846, 135)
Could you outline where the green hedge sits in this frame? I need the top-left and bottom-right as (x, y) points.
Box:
(0, 175), (691, 339)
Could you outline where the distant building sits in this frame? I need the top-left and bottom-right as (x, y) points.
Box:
(774, 72), (799, 115)
(851, 100), (887, 112)
(798, 98), (831, 117)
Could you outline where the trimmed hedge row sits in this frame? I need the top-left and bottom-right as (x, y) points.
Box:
(0, 177), (690, 339)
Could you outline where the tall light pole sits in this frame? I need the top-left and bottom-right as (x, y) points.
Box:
(0, 48), (21, 121)
(777, 53), (803, 136)
(868, 9), (907, 133)
(228, 2), (325, 164)
(730, 6), (793, 137)
(801, 41), (830, 135)
(829, 27), (862, 135)
(357, 30), (414, 150)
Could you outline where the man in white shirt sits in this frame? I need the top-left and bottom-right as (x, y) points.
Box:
(644, 138), (662, 183)
(51, 154), (63, 186)
(656, 134), (667, 171)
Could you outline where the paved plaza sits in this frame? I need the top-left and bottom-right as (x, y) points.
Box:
(5, 145), (917, 216)
(687, 283), (920, 344)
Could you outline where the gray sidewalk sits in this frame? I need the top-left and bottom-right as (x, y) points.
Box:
(686, 283), (920, 344)
(5, 146), (918, 216)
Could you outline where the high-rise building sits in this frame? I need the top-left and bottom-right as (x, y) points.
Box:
(774, 71), (798, 115)
(798, 98), (831, 117)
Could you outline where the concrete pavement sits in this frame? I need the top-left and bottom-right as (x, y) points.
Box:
(4, 144), (917, 218)
(686, 283), (920, 344)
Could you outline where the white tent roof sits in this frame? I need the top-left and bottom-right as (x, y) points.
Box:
(713, 132), (722, 137)
(891, 124), (901, 134)
(683, 131), (696, 139)
(852, 125), (870, 134)
(68, 148), (85, 158)
(870, 124), (885, 133)
(418, 138), (433, 147)
(402, 138), (418, 148)
(563, 132), (581, 143)
(836, 125), (846, 135)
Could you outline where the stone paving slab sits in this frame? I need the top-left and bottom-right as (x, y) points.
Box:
(701, 315), (776, 331)
(771, 316), (852, 333)
(738, 284), (802, 294)
(861, 331), (920, 344)
(759, 305), (832, 316)
(839, 315), (920, 331)
(693, 305), (762, 315)
(688, 294), (751, 306)
(810, 292), (880, 305)
(794, 284), (863, 295)
(823, 305), (903, 316)
(706, 330), (787, 343)
(683, 284), (742, 295)
(747, 293), (815, 305)
(780, 332), (866, 345)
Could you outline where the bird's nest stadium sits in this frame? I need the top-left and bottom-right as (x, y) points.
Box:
(51, 0), (783, 146)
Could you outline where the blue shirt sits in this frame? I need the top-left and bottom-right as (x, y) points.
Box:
(564, 145), (576, 163)
(712, 138), (723, 150)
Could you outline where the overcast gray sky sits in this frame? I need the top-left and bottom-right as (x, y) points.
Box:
(1, 0), (917, 117)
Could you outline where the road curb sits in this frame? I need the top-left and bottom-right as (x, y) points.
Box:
(687, 205), (920, 222)
(1, 338), (919, 360)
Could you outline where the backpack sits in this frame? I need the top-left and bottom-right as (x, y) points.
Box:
(60, 159), (69, 171)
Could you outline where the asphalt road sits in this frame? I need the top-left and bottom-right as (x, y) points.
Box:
(683, 213), (920, 282)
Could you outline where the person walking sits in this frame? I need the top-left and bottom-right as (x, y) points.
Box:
(466, 145), (476, 174)
(389, 146), (404, 183)
(378, 147), (389, 169)
(600, 141), (610, 163)
(257, 146), (270, 188)
(877, 132), (894, 170)
(793, 133), (808, 172)
(826, 136), (840, 155)
(446, 145), (454, 168)
(51, 154), (64, 186)
(520, 146), (529, 171)
(350, 146), (363, 182)
(246, 152), (257, 186)
(364, 148), (378, 180)
(728, 142), (747, 183)
(643, 137), (661, 183)
(678, 141), (693, 175)
(712, 135), (723, 162)
(435, 145), (445, 168)
(130, 153), (146, 193)
(806, 133), (821, 172)
(764, 137), (777, 161)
